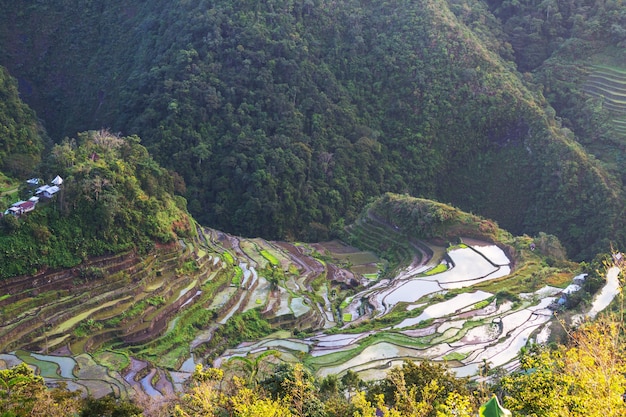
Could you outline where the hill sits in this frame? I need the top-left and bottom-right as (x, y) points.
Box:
(0, 1), (624, 259)
(0, 129), (191, 279)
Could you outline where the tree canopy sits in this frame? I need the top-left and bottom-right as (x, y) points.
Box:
(0, 0), (625, 259)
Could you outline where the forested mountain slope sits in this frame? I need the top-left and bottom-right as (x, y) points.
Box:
(0, 0), (624, 259)
(0, 66), (44, 178)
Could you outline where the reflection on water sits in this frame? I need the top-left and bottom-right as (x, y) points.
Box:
(586, 266), (621, 318)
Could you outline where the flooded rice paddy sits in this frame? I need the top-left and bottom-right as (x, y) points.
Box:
(1, 235), (622, 399)
(215, 243), (621, 382)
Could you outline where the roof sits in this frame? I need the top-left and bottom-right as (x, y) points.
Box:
(26, 178), (40, 185)
(35, 185), (50, 194)
(46, 185), (60, 195)
(51, 175), (63, 185)
(18, 201), (35, 211)
(562, 284), (581, 294)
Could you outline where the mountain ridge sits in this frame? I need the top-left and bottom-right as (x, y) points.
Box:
(0, 0), (624, 259)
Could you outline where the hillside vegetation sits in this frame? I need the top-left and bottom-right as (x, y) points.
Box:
(0, 0), (625, 259)
(0, 130), (190, 279)
(0, 66), (44, 178)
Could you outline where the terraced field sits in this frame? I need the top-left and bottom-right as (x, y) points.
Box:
(583, 65), (626, 137)
(0, 214), (620, 399)
(0, 221), (369, 398)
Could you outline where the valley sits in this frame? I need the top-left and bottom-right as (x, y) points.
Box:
(0, 196), (618, 399)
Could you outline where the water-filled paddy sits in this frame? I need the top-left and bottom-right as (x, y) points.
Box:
(586, 266), (620, 318)
(433, 248), (500, 283)
(394, 291), (492, 328)
(471, 245), (511, 265)
(384, 280), (442, 305)
(32, 353), (76, 378)
(4, 231), (620, 399)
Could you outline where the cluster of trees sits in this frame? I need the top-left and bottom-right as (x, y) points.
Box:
(488, 0), (626, 72)
(488, 0), (626, 198)
(365, 193), (503, 241)
(1, 315), (624, 416)
(0, 66), (44, 178)
(1, 1), (625, 259)
(0, 130), (190, 279)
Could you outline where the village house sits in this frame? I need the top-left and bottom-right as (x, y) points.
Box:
(35, 184), (60, 199)
(1, 175), (63, 217)
(4, 200), (36, 216)
(35, 184), (50, 195)
(51, 175), (63, 186)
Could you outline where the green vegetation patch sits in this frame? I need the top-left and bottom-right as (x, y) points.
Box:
(221, 251), (234, 265)
(232, 266), (243, 286)
(93, 350), (130, 372)
(260, 250), (280, 266)
(424, 263), (448, 276)
(203, 309), (273, 360)
(443, 352), (467, 361)
(340, 297), (354, 309)
(473, 297), (495, 310)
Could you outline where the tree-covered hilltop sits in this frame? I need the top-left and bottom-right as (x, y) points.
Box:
(361, 193), (510, 243)
(0, 130), (190, 279)
(0, 66), (44, 178)
(0, 1), (625, 259)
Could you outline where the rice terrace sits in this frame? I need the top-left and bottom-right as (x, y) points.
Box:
(0, 194), (620, 398)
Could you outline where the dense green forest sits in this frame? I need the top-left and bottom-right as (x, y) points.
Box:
(0, 66), (44, 177)
(1, 0), (625, 259)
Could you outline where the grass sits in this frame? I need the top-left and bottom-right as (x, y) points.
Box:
(232, 266), (243, 286)
(340, 296), (354, 309)
(475, 259), (565, 294)
(473, 297), (494, 310)
(343, 313), (353, 322)
(260, 249), (280, 266)
(545, 271), (575, 287)
(0, 172), (19, 196)
(93, 350), (130, 372)
(222, 251), (234, 265)
(443, 352), (467, 361)
(424, 263), (448, 276)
